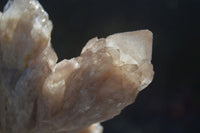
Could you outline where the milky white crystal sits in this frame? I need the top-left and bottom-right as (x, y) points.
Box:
(0, 0), (154, 133)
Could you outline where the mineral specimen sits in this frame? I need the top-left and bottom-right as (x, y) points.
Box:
(0, 0), (154, 133)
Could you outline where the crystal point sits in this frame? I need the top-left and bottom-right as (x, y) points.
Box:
(0, 0), (154, 133)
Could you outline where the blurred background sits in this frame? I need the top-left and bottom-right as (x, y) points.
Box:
(1, 0), (200, 133)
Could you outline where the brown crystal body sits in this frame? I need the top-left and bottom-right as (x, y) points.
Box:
(0, 0), (154, 133)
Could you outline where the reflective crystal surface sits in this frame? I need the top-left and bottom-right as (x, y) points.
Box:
(0, 0), (154, 133)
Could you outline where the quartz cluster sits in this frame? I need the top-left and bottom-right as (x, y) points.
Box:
(0, 0), (154, 133)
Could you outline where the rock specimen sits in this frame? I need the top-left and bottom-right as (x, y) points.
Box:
(0, 0), (154, 133)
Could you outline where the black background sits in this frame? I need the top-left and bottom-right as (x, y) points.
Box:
(1, 0), (200, 133)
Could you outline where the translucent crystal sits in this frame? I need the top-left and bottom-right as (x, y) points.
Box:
(0, 0), (154, 133)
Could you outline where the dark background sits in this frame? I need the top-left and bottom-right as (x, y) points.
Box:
(1, 0), (200, 133)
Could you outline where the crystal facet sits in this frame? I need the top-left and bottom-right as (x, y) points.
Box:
(0, 0), (154, 133)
